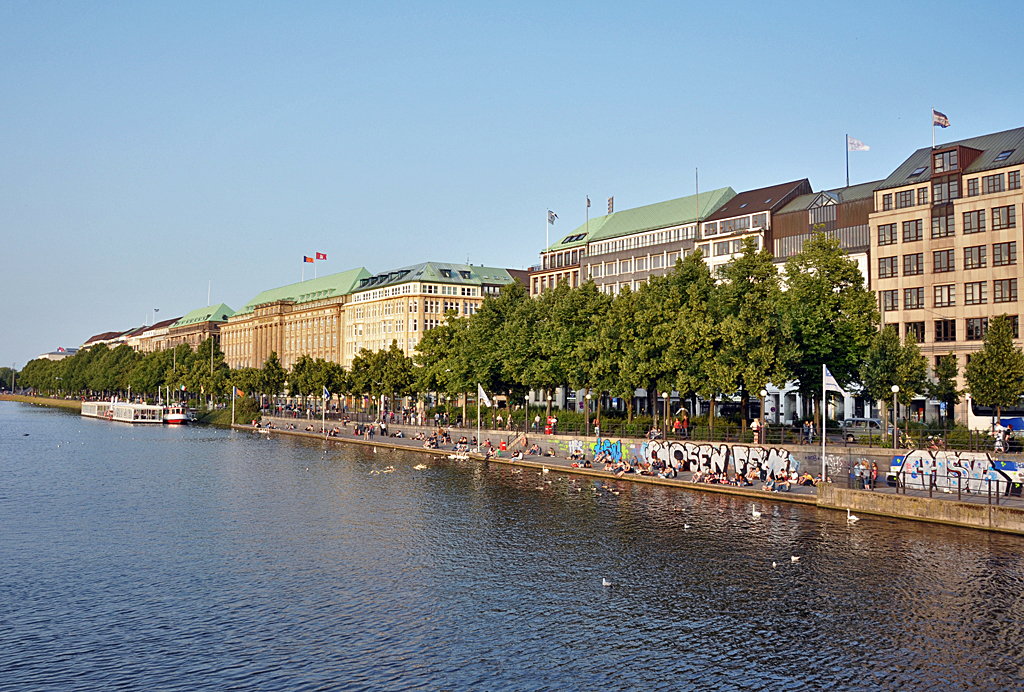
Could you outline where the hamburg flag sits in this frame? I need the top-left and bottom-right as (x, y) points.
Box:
(303, 256), (314, 263)
(316, 252), (327, 260)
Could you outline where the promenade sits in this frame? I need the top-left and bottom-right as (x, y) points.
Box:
(245, 415), (1024, 534)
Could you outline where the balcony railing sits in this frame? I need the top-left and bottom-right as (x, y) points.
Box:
(775, 224), (869, 259)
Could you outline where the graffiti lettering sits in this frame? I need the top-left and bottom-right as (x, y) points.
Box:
(644, 441), (798, 478)
(894, 449), (1020, 495)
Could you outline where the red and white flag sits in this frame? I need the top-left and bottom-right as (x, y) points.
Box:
(316, 252), (327, 260)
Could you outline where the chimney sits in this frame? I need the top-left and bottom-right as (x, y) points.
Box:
(607, 197), (614, 214)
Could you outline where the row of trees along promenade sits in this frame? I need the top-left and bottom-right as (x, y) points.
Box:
(15, 234), (1024, 442)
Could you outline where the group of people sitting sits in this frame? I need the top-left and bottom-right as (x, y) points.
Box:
(688, 464), (820, 491)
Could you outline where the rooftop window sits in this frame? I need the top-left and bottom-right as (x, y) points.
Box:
(459, 271), (471, 279)
(994, 149), (1015, 162)
(909, 166), (928, 177)
(440, 269), (452, 278)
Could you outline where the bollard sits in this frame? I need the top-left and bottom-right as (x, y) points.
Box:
(988, 478), (992, 505)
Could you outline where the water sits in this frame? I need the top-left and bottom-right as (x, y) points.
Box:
(2, 400), (1023, 691)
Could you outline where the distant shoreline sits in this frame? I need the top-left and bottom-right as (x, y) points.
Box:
(0, 394), (82, 411)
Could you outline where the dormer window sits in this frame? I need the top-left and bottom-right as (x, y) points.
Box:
(934, 149), (958, 173)
(440, 269), (452, 278)
(459, 271), (471, 279)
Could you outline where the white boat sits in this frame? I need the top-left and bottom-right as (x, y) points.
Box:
(162, 405), (191, 425)
(81, 401), (112, 419)
(110, 403), (164, 424)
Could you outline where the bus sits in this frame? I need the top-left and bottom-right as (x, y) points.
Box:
(964, 394), (1024, 432)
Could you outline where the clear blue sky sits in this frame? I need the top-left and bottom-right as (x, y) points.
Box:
(2, 0), (1022, 368)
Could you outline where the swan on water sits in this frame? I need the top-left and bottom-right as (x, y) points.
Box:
(847, 508), (860, 523)
(752, 505), (762, 519)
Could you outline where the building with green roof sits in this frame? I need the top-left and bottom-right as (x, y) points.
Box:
(166, 303), (236, 351)
(223, 267), (371, 370)
(530, 187), (735, 297)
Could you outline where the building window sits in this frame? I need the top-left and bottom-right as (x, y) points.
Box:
(993, 205), (1017, 230)
(619, 258), (632, 273)
(934, 150), (958, 173)
(652, 255), (664, 269)
(902, 219), (923, 242)
(635, 257), (647, 271)
(906, 321), (925, 342)
(752, 213), (767, 228)
(935, 319), (957, 342)
(1014, 316), (1021, 339)
(896, 190), (915, 209)
(964, 245), (987, 269)
(967, 178), (979, 197)
(931, 210), (955, 238)
(964, 281), (987, 305)
(994, 241), (1017, 266)
(963, 210), (986, 234)
(934, 284), (956, 308)
(878, 256), (898, 278)
(966, 317), (988, 341)
(882, 193), (893, 211)
(1010, 171), (1021, 190)
(878, 223), (898, 246)
(605, 261), (617, 276)
(982, 173), (1005, 195)
(933, 249), (955, 273)
(904, 288), (925, 310)
(994, 278), (1018, 303)
(932, 178), (960, 203)
(714, 241), (731, 257)
(917, 187), (928, 205)
(882, 289), (898, 311)
(903, 253), (924, 276)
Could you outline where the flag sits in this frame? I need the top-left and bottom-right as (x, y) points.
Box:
(823, 365), (848, 398)
(233, 386), (244, 398)
(933, 109), (950, 128)
(477, 383), (492, 408)
(181, 385), (186, 391)
(304, 256), (314, 263)
(847, 135), (870, 151)
(586, 196), (590, 208)
(323, 385), (330, 400)
(316, 252), (327, 260)
(154, 308), (160, 313)
(57, 347), (65, 352)
(548, 210), (558, 225)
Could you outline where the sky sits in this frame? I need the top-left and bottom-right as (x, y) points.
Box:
(3, 0), (1023, 368)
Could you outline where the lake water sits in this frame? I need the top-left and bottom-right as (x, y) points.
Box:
(2, 400), (1024, 691)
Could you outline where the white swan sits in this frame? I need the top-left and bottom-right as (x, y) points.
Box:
(752, 505), (762, 519)
(602, 578), (612, 587)
(791, 556), (800, 563)
(847, 508), (860, 523)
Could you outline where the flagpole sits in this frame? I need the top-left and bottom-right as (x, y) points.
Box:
(846, 134), (850, 188)
(232, 387), (235, 426)
(821, 364), (827, 483)
(545, 209), (549, 267)
(932, 108), (935, 150)
(477, 384), (481, 453)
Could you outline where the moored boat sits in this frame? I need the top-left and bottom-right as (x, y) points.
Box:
(162, 405), (191, 425)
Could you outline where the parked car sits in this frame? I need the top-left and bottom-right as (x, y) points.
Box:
(840, 418), (887, 443)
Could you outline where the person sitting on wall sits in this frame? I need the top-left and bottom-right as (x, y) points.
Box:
(800, 472), (816, 486)
(776, 474), (791, 492)
(511, 450), (524, 460)
(544, 447), (556, 457)
(528, 444), (542, 456)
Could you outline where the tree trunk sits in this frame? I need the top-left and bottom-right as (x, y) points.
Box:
(740, 389), (749, 431)
(709, 396), (716, 438)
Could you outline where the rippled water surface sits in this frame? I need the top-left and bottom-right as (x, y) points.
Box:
(2, 401), (1024, 691)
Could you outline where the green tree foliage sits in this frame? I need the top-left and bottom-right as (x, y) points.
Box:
(928, 353), (962, 424)
(965, 315), (1024, 422)
(260, 352), (286, 397)
(717, 238), (792, 425)
(782, 233), (878, 415)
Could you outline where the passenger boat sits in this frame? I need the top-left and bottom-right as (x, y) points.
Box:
(110, 403), (163, 424)
(81, 401), (112, 419)
(162, 405), (191, 425)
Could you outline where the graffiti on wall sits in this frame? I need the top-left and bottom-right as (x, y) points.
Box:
(893, 449), (1021, 495)
(644, 441), (799, 478)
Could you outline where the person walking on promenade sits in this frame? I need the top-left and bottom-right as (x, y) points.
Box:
(673, 418), (682, 437)
(681, 411), (689, 439)
(870, 461), (878, 490)
(750, 417), (760, 443)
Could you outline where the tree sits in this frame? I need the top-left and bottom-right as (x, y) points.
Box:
(717, 238), (792, 428)
(860, 325), (902, 426)
(260, 352), (286, 398)
(965, 315), (1024, 424)
(782, 233), (878, 423)
(928, 353), (961, 425)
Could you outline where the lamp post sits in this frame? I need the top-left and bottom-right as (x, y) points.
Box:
(585, 391), (592, 454)
(760, 388), (768, 445)
(661, 392), (669, 438)
(891, 385), (900, 449)
(524, 394), (529, 432)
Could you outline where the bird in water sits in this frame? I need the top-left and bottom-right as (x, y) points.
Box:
(684, 524), (691, 530)
(772, 561), (777, 569)
(752, 505), (762, 519)
(602, 578), (613, 587)
(791, 556), (800, 563)
(847, 508), (860, 523)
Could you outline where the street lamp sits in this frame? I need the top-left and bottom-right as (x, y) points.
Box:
(891, 385), (900, 449)
(661, 392), (669, 437)
(585, 391), (592, 452)
(760, 388), (768, 445)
